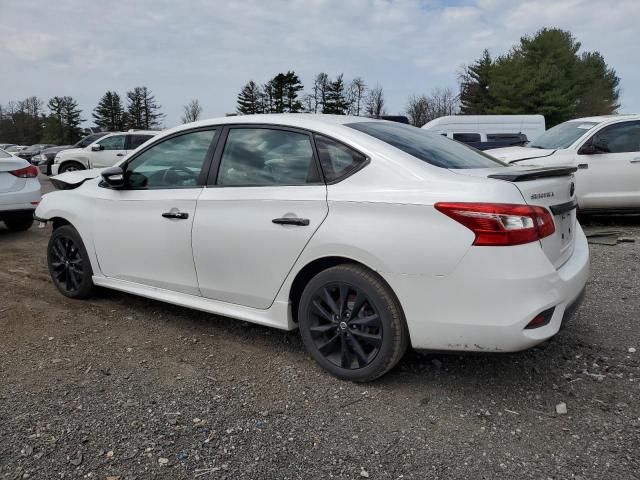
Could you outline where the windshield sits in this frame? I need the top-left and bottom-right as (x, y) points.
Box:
(0, 149), (11, 159)
(348, 121), (506, 169)
(75, 133), (108, 148)
(530, 121), (597, 149)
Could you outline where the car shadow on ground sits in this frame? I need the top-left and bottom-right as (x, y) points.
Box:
(94, 285), (595, 391)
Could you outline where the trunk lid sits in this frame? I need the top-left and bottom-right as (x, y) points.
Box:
(453, 165), (578, 269)
(0, 157), (30, 194)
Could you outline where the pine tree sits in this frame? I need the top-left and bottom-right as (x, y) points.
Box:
(323, 74), (349, 114)
(93, 91), (125, 131)
(126, 86), (165, 129)
(43, 96), (83, 144)
(237, 81), (263, 114)
(283, 71), (303, 113)
(459, 49), (494, 114)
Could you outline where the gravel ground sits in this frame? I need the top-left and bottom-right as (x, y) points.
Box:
(1, 177), (639, 479)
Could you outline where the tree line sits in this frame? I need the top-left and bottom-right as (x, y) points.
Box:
(1, 27), (621, 146)
(0, 87), (167, 146)
(237, 72), (387, 118)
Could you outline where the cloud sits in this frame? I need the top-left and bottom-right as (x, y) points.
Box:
(1, 0), (638, 126)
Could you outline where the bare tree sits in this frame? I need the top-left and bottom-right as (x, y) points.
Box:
(181, 98), (203, 123)
(311, 73), (329, 113)
(427, 87), (459, 118)
(365, 85), (386, 118)
(406, 94), (430, 127)
(347, 77), (367, 116)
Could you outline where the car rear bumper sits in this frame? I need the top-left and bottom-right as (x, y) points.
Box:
(383, 223), (590, 352)
(0, 178), (41, 215)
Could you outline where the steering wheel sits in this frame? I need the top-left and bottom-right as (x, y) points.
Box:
(161, 166), (197, 186)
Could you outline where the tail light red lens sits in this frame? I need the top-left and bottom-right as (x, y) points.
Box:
(10, 165), (39, 178)
(434, 202), (555, 246)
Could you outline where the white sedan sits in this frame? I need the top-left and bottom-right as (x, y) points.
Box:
(35, 115), (589, 381)
(487, 115), (640, 212)
(0, 148), (41, 231)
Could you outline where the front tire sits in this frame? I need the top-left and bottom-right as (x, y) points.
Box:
(298, 264), (408, 382)
(4, 216), (34, 232)
(47, 225), (94, 299)
(59, 161), (85, 174)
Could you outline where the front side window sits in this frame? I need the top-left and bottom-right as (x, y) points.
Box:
(529, 121), (597, 149)
(125, 130), (216, 189)
(588, 122), (640, 154)
(97, 135), (126, 151)
(217, 128), (318, 186)
(315, 135), (367, 182)
(348, 121), (506, 169)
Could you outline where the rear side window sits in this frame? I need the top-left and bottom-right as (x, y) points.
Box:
(217, 128), (319, 186)
(452, 133), (481, 143)
(128, 134), (153, 150)
(314, 135), (367, 182)
(348, 122), (506, 169)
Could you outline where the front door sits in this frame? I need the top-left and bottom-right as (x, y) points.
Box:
(90, 134), (128, 168)
(92, 128), (218, 295)
(578, 121), (640, 210)
(192, 126), (328, 309)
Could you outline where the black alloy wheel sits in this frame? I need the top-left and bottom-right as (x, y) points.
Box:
(308, 283), (383, 369)
(47, 225), (94, 299)
(299, 264), (408, 382)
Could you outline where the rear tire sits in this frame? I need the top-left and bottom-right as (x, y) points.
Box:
(59, 161), (85, 174)
(298, 264), (408, 382)
(4, 217), (34, 232)
(47, 225), (95, 299)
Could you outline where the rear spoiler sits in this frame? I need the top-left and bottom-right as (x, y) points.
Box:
(488, 166), (577, 182)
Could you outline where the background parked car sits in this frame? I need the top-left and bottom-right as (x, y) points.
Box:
(422, 115), (546, 150)
(52, 131), (157, 174)
(0, 148), (41, 231)
(4, 145), (27, 155)
(36, 132), (109, 175)
(486, 114), (640, 213)
(16, 144), (56, 163)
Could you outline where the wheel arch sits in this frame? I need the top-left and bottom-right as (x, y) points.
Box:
(288, 256), (404, 326)
(58, 159), (87, 172)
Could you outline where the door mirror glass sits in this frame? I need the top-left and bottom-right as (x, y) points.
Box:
(101, 166), (125, 188)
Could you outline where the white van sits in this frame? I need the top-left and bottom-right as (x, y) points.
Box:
(422, 115), (546, 150)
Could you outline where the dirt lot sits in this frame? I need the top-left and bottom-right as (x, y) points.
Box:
(1, 177), (639, 479)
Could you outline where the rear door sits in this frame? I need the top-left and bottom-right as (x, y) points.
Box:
(192, 125), (328, 309)
(576, 121), (640, 209)
(90, 134), (128, 168)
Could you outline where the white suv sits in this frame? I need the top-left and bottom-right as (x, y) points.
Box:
(52, 131), (158, 175)
(487, 115), (640, 213)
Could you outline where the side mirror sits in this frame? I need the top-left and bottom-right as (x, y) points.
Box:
(578, 143), (597, 155)
(91, 144), (103, 152)
(101, 166), (125, 188)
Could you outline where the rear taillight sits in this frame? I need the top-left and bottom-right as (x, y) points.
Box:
(10, 165), (39, 178)
(434, 202), (555, 246)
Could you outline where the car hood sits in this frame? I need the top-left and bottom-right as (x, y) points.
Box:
(50, 168), (102, 190)
(485, 146), (557, 163)
(57, 147), (87, 158)
(42, 145), (72, 154)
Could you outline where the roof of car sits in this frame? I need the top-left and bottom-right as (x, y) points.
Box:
(163, 114), (387, 137)
(570, 114), (640, 124)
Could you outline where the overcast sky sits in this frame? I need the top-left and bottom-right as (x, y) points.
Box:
(2, 0), (639, 127)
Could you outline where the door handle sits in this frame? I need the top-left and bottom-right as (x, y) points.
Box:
(162, 211), (189, 220)
(577, 163), (589, 169)
(272, 217), (310, 226)
(630, 158), (640, 164)
(116, 153), (124, 157)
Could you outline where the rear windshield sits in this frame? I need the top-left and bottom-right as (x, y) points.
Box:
(529, 121), (597, 149)
(348, 122), (506, 169)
